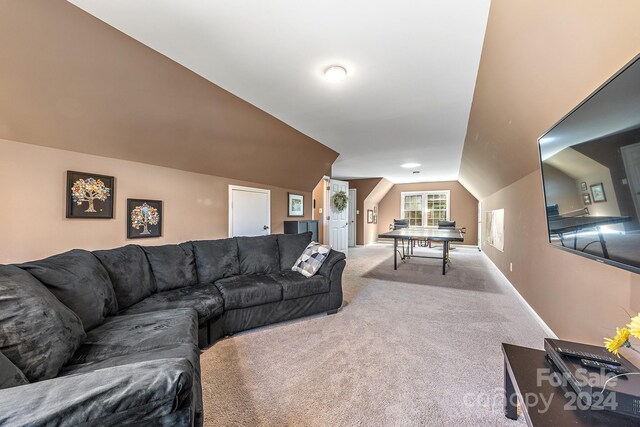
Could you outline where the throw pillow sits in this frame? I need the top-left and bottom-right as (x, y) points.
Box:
(0, 265), (85, 382)
(292, 242), (331, 277)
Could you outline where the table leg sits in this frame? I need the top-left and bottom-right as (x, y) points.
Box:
(504, 357), (518, 420)
(442, 241), (448, 275)
(393, 238), (398, 270)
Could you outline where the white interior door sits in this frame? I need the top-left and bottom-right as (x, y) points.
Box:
(348, 189), (357, 247)
(329, 179), (349, 255)
(229, 185), (270, 237)
(621, 142), (640, 221)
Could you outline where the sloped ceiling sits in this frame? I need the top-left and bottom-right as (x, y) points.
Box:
(67, 0), (490, 184)
(0, 0), (338, 192)
(459, 0), (640, 200)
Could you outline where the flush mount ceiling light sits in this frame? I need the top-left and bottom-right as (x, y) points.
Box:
(401, 163), (421, 169)
(324, 65), (348, 82)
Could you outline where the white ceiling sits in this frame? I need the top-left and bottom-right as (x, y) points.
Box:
(69, 0), (490, 183)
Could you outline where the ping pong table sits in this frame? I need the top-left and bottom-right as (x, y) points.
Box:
(378, 227), (465, 275)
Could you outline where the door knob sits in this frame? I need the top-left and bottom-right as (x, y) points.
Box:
(263, 225), (270, 230)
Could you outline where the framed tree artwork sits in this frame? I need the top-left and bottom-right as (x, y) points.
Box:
(127, 199), (162, 238)
(288, 193), (304, 217)
(66, 171), (114, 218)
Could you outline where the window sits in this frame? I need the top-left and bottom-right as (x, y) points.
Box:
(400, 191), (450, 227)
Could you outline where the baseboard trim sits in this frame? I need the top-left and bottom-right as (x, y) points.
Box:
(481, 252), (558, 339)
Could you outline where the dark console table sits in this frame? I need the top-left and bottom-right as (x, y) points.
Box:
(502, 343), (636, 426)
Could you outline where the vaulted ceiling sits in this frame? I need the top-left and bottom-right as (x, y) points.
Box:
(68, 0), (490, 183)
(0, 0), (338, 192)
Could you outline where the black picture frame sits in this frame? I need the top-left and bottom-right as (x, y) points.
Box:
(127, 199), (163, 239)
(367, 209), (374, 224)
(580, 181), (588, 191)
(66, 171), (114, 219)
(373, 214), (378, 224)
(582, 193), (592, 205)
(590, 183), (607, 203)
(288, 192), (304, 217)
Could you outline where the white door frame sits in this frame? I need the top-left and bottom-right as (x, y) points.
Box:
(348, 188), (357, 247)
(228, 185), (271, 237)
(322, 176), (330, 244)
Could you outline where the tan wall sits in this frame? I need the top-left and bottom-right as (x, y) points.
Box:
(480, 171), (640, 348)
(364, 179), (394, 245)
(459, 0), (640, 200)
(460, 0), (640, 351)
(0, 139), (311, 263)
(377, 181), (478, 245)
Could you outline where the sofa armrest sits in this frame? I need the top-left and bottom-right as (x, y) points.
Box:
(0, 358), (194, 427)
(317, 249), (346, 311)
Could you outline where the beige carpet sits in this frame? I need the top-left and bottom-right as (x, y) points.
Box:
(201, 244), (548, 426)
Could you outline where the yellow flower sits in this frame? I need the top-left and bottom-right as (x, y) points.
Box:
(604, 328), (630, 356)
(628, 314), (640, 339)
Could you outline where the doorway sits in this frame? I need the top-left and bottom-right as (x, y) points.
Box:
(348, 188), (357, 247)
(328, 179), (349, 255)
(228, 185), (270, 237)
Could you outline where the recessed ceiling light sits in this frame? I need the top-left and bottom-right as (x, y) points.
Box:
(401, 163), (421, 168)
(324, 65), (348, 82)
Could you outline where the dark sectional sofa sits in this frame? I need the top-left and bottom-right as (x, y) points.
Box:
(0, 232), (346, 426)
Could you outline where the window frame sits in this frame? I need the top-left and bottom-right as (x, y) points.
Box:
(400, 190), (451, 228)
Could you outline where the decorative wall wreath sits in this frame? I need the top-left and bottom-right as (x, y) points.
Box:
(332, 191), (348, 212)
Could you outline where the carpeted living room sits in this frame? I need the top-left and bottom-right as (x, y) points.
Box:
(2, 1), (640, 426)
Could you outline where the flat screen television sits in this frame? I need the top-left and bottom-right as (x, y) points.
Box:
(539, 53), (640, 274)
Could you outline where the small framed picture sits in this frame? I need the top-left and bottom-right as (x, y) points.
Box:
(127, 199), (162, 239)
(66, 171), (114, 219)
(367, 209), (374, 224)
(373, 206), (377, 213)
(288, 193), (304, 217)
(582, 193), (592, 205)
(373, 214), (378, 224)
(590, 183), (607, 203)
(580, 181), (588, 191)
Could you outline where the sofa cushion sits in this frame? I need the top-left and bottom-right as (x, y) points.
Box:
(192, 238), (239, 283)
(0, 350), (28, 390)
(277, 232), (313, 271)
(68, 308), (198, 366)
(19, 249), (118, 330)
(143, 243), (198, 291)
(269, 270), (330, 300)
(94, 245), (156, 309)
(0, 265), (85, 382)
(119, 283), (224, 325)
(236, 235), (280, 275)
(0, 358), (195, 427)
(214, 275), (283, 309)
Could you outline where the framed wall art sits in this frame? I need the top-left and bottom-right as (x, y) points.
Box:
(590, 183), (607, 203)
(367, 209), (374, 224)
(66, 171), (114, 218)
(127, 199), (163, 238)
(288, 193), (304, 217)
